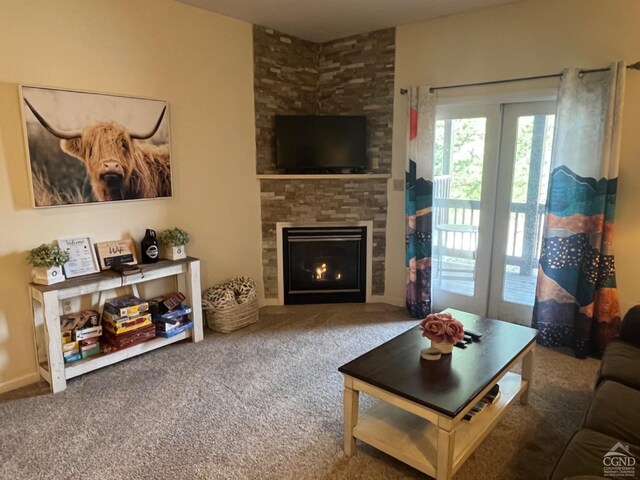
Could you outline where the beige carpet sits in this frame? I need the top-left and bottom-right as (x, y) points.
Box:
(0, 303), (600, 479)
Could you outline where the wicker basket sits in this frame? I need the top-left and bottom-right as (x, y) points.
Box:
(203, 296), (259, 333)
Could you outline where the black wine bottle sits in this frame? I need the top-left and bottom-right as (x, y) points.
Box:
(141, 229), (159, 263)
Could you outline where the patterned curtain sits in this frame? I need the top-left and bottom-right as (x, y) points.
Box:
(533, 62), (626, 358)
(406, 87), (436, 318)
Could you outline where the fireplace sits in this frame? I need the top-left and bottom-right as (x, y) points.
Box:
(281, 226), (367, 304)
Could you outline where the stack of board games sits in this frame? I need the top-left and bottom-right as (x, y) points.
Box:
(59, 310), (101, 363)
(463, 384), (500, 422)
(149, 292), (194, 338)
(101, 295), (155, 352)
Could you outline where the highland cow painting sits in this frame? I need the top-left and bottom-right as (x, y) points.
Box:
(21, 86), (172, 207)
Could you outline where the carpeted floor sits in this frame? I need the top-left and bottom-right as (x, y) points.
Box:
(0, 303), (600, 479)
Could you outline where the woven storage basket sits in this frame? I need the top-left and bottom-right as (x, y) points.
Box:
(203, 296), (259, 333)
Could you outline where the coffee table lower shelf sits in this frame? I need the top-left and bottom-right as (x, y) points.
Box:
(352, 371), (525, 478)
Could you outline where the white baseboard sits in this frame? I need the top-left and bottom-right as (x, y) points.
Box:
(260, 298), (281, 306)
(369, 295), (405, 307)
(0, 372), (40, 395)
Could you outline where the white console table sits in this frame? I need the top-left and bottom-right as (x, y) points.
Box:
(29, 257), (203, 393)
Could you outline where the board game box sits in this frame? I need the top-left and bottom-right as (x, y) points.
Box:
(104, 295), (149, 318)
(64, 352), (82, 363)
(102, 313), (152, 335)
(152, 305), (192, 325)
(60, 310), (100, 332)
(148, 292), (186, 315)
(101, 324), (156, 349)
(155, 315), (190, 332)
(156, 321), (193, 338)
(74, 325), (102, 341)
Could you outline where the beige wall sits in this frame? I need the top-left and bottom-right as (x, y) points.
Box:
(388, 0), (640, 311)
(3, 0), (638, 393)
(0, 0), (261, 392)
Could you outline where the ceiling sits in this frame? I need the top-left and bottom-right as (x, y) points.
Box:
(177, 0), (525, 43)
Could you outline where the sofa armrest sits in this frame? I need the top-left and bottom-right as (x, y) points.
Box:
(620, 305), (640, 347)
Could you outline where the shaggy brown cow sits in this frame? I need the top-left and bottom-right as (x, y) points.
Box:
(25, 99), (171, 202)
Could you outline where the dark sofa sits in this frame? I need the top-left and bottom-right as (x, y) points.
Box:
(550, 306), (640, 480)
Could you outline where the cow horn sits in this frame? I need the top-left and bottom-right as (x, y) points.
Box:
(23, 98), (82, 140)
(129, 106), (166, 140)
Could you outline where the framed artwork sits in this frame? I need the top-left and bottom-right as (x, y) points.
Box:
(95, 239), (138, 270)
(20, 85), (172, 208)
(57, 237), (100, 278)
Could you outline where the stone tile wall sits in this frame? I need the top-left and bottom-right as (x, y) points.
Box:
(318, 29), (395, 172)
(253, 26), (319, 174)
(253, 25), (395, 174)
(260, 179), (388, 298)
(253, 26), (395, 299)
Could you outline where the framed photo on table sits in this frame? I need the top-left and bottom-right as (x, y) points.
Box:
(57, 237), (100, 278)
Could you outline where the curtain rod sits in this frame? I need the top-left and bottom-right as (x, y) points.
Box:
(399, 61), (640, 95)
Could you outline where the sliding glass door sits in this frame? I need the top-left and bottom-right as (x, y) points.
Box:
(431, 101), (555, 325)
(431, 104), (501, 315)
(488, 102), (555, 323)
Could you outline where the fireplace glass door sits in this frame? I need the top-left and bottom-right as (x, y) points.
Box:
(283, 227), (366, 304)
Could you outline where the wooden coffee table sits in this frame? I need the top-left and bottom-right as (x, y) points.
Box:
(338, 309), (537, 479)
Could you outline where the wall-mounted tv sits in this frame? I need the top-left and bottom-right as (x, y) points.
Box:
(275, 115), (367, 172)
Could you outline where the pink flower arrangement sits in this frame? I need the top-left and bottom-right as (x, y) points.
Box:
(420, 312), (465, 345)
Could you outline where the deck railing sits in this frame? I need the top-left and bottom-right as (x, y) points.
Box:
(433, 198), (546, 276)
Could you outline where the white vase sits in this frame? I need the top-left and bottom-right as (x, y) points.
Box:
(164, 245), (187, 260)
(32, 266), (66, 285)
(431, 340), (454, 354)
(420, 346), (442, 361)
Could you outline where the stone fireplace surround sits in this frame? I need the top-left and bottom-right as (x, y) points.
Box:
(260, 178), (387, 303)
(253, 26), (395, 302)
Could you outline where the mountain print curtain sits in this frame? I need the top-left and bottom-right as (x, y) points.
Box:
(406, 87), (436, 318)
(533, 62), (626, 358)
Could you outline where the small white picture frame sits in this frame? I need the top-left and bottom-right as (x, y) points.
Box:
(57, 236), (100, 278)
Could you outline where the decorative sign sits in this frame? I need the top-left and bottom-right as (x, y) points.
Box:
(95, 239), (138, 270)
(58, 237), (100, 278)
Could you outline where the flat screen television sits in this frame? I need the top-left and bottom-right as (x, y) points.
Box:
(275, 115), (367, 172)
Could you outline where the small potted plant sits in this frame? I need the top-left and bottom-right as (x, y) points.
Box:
(28, 243), (70, 285)
(159, 227), (190, 260)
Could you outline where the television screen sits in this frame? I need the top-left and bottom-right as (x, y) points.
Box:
(275, 115), (367, 172)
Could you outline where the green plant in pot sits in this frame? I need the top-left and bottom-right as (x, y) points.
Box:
(28, 243), (70, 285)
(159, 228), (190, 260)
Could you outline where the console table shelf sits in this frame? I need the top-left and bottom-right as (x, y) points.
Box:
(29, 257), (203, 393)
